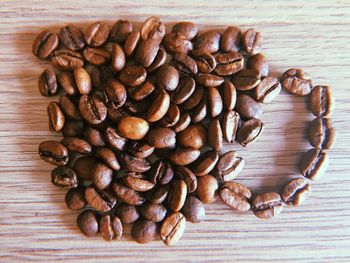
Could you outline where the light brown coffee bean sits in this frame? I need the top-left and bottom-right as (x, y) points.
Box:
(123, 31), (140, 57)
(281, 68), (313, 96)
(169, 148), (200, 166)
(147, 127), (176, 149)
(300, 148), (329, 180)
(74, 67), (92, 94)
(123, 173), (155, 192)
(247, 53), (268, 77)
(172, 21), (198, 40)
(252, 192), (283, 219)
(220, 181), (251, 211)
(147, 90), (170, 122)
(221, 26), (242, 52)
(85, 186), (116, 212)
(207, 87), (223, 118)
(196, 175), (218, 204)
(208, 118), (223, 151)
(194, 30), (221, 54)
(181, 196), (205, 223)
(237, 118), (264, 147)
(38, 68), (58, 96)
(309, 85), (334, 117)
(47, 102), (65, 132)
(177, 123), (207, 149)
(111, 43), (126, 72)
(214, 51), (244, 76)
(32, 30), (59, 59)
(215, 151), (245, 181)
(253, 77), (281, 103)
(242, 28), (262, 55)
(176, 166), (197, 193)
(221, 81), (237, 111)
(235, 94), (263, 120)
(160, 212), (186, 246)
(84, 21), (109, 47)
(99, 215), (123, 241)
(83, 47), (111, 66)
(112, 182), (145, 206)
(110, 19), (132, 43)
(196, 73), (224, 87)
(193, 150), (219, 176)
(51, 50), (84, 71)
(135, 39), (160, 68)
(140, 16), (165, 43)
(232, 69), (261, 91)
(118, 116), (149, 140)
(163, 32), (193, 54)
(222, 110), (240, 143)
(308, 117), (336, 150)
(119, 65), (147, 87)
(192, 49), (217, 74)
(168, 179), (187, 212)
(282, 178), (311, 206)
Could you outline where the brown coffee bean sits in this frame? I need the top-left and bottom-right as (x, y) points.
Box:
(147, 48), (167, 73)
(123, 31), (140, 57)
(115, 203), (140, 224)
(220, 182), (251, 211)
(171, 77), (196, 105)
(148, 160), (174, 185)
(132, 219), (158, 244)
(57, 72), (78, 96)
(112, 182), (145, 206)
(181, 86), (204, 110)
(65, 186), (87, 210)
(104, 79), (127, 110)
(194, 30), (221, 53)
(171, 53), (198, 75)
(117, 116), (149, 140)
(208, 118), (223, 151)
(196, 73), (224, 87)
(47, 102), (65, 132)
(147, 90), (170, 122)
(192, 49), (217, 74)
(119, 65), (147, 87)
(193, 150), (219, 176)
(282, 178), (311, 206)
(300, 148), (329, 180)
(38, 68), (58, 96)
(59, 95), (81, 120)
(181, 196), (205, 223)
(32, 30), (59, 59)
(222, 111), (240, 143)
(83, 127), (105, 147)
(191, 99), (207, 123)
(146, 127), (176, 149)
(208, 87), (223, 118)
(172, 22), (198, 40)
(85, 186), (116, 212)
(160, 102), (180, 128)
(88, 65), (113, 90)
(51, 50), (84, 71)
(110, 20), (132, 43)
(79, 94), (107, 125)
(140, 16), (165, 43)
(95, 147), (120, 171)
(74, 67), (92, 94)
(173, 112), (191, 133)
(221, 26), (242, 52)
(135, 39), (160, 68)
(160, 212), (186, 245)
(61, 137), (92, 155)
(83, 47), (111, 66)
(309, 85), (334, 117)
(51, 166), (78, 189)
(59, 24), (85, 51)
(92, 163), (113, 190)
(252, 192), (283, 219)
(73, 156), (97, 180)
(215, 151), (245, 181)
(100, 215), (123, 241)
(281, 68), (313, 96)
(247, 53), (268, 77)
(84, 21), (109, 47)
(215, 52), (244, 76)
(237, 118), (264, 147)
(77, 210), (99, 237)
(169, 148), (200, 166)
(235, 94), (263, 120)
(119, 152), (151, 173)
(156, 65), (179, 92)
(107, 43), (125, 73)
(178, 123), (207, 149)
(221, 81), (237, 111)
(253, 77), (281, 103)
(140, 202), (167, 222)
(62, 120), (84, 137)
(176, 166), (197, 193)
(163, 32), (193, 54)
(123, 173), (155, 192)
(104, 127), (127, 151)
(232, 69), (261, 91)
(128, 141), (155, 159)
(196, 175), (218, 204)
(128, 80), (155, 101)
(308, 117), (336, 150)
(242, 28), (262, 55)
(146, 185), (169, 204)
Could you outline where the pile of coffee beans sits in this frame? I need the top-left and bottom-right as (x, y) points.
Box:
(34, 16), (335, 244)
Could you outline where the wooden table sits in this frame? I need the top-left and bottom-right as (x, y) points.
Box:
(1, 1), (350, 262)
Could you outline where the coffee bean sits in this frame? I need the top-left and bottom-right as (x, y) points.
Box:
(215, 51), (244, 76)
(208, 87), (223, 118)
(208, 118), (223, 151)
(192, 49), (217, 74)
(32, 30), (59, 59)
(119, 65), (147, 87)
(100, 215), (123, 241)
(110, 43), (126, 73)
(237, 118), (264, 147)
(61, 137), (92, 155)
(308, 117), (336, 150)
(124, 99), (151, 114)
(131, 219), (158, 244)
(110, 19), (132, 43)
(103, 79), (127, 110)
(195, 73), (224, 87)
(148, 159), (174, 185)
(156, 65), (179, 92)
(172, 22), (198, 40)
(62, 120), (84, 137)
(171, 77), (196, 105)
(169, 147), (200, 166)
(88, 65), (113, 90)
(83, 127), (106, 147)
(181, 196), (205, 223)
(84, 21), (109, 47)
(77, 210), (99, 237)
(115, 203), (140, 224)
(160, 102), (180, 128)
(220, 181), (251, 211)
(235, 94), (263, 120)
(232, 69), (261, 91)
(123, 173), (155, 192)
(300, 148), (329, 180)
(47, 101), (65, 132)
(146, 185), (170, 204)
(173, 112), (191, 133)
(281, 68), (313, 96)
(147, 127), (176, 149)
(128, 141), (155, 159)
(215, 151), (245, 181)
(59, 95), (82, 120)
(140, 202), (167, 222)
(140, 16), (165, 43)
(182, 86), (204, 111)
(117, 116), (149, 141)
(51, 50), (84, 71)
(85, 186), (116, 212)
(253, 77), (281, 103)
(123, 31), (140, 57)
(73, 156), (97, 180)
(135, 39), (160, 68)
(177, 123), (206, 149)
(73, 67), (92, 94)
(119, 152), (151, 173)
(59, 24), (85, 51)
(194, 30), (221, 54)
(38, 68), (58, 96)
(147, 48), (167, 73)
(252, 192), (283, 219)
(196, 175), (218, 204)
(79, 94), (107, 125)
(171, 53), (198, 75)
(247, 53), (268, 77)
(163, 32), (193, 54)
(191, 99), (207, 123)
(193, 150), (219, 176)
(57, 72), (78, 96)
(128, 80), (155, 101)
(176, 166), (197, 193)
(104, 126), (127, 151)
(147, 90), (170, 122)
(83, 47), (111, 65)
(160, 212), (186, 245)
(221, 26), (242, 52)
(92, 163), (113, 190)
(95, 147), (120, 171)
(65, 186), (87, 210)
(221, 81), (237, 111)
(222, 110), (240, 143)
(309, 85), (334, 117)
(282, 178), (311, 206)
(39, 141), (69, 166)
(51, 166), (78, 189)
(242, 28), (262, 55)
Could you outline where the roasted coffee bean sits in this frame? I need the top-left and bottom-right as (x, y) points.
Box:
(192, 49), (217, 74)
(104, 127), (127, 151)
(196, 73), (224, 87)
(38, 141), (68, 166)
(237, 118), (264, 147)
(171, 77), (196, 105)
(309, 85), (334, 117)
(247, 53), (268, 77)
(235, 94), (263, 120)
(178, 123), (206, 149)
(128, 141), (155, 159)
(172, 21), (198, 40)
(208, 87), (223, 118)
(221, 26), (242, 52)
(208, 118), (223, 151)
(160, 212), (186, 245)
(160, 102), (180, 128)
(242, 28), (262, 55)
(92, 163), (113, 190)
(140, 202), (167, 222)
(110, 43), (126, 73)
(119, 65), (147, 87)
(115, 203), (140, 224)
(222, 111), (240, 143)
(173, 112), (191, 133)
(51, 166), (78, 189)
(221, 81), (237, 111)
(193, 150), (219, 176)
(196, 175), (218, 204)
(59, 95), (81, 120)
(84, 21), (109, 47)
(38, 68), (58, 96)
(83, 127), (105, 147)
(219, 181), (251, 211)
(103, 79), (127, 110)
(308, 117), (336, 150)
(57, 71), (78, 96)
(253, 77), (281, 103)
(100, 215), (123, 241)
(123, 31), (140, 57)
(59, 24), (85, 51)
(163, 32), (193, 54)
(65, 186), (87, 210)
(118, 116), (149, 140)
(169, 147), (200, 165)
(51, 50), (84, 71)
(88, 65), (113, 90)
(123, 99), (151, 114)
(181, 86), (204, 110)
(73, 156), (97, 180)
(148, 160), (174, 185)
(181, 196), (205, 223)
(77, 210), (99, 237)
(147, 127), (176, 149)
(146, 184), (170, 204)
(282, 178), (311, 206)
(79, 94), (107, 125)
(194, 30), (221, 53)
(147, 90), (170, 122)
(119, 152), (150, 173)
(32, 30), (59, 59)
(140, 16), (165, 43)
(110, 19), (132, 43)
(232, 69), (261, 91)
(85, 186), (116, 212)
(135, 39), (160, 68)
(74, 67), (92, 94)
(132, 219), (158, 244)
(252, 192), (283, 219)
(61, 137), (92, 155)
(215, 151), (244, 181)
(62, 120), (84, 137)
(128, 80), (155, 101)
(123, 173), (155, 192)
(47, 101), (65, 132)
(191, 99), (207, 123)
(107, 106), (129, 123)
(147, 48), (167, 73)
(215, 52), (244, 76)
(281, 68), (313, 96)
(156, 65), (179, 92)
(300, 148), (329, 180)
(171, 53), (198, 75)
(176, 166), (197, 193)
(112, 182), (145, 206)
(95, 147), (120, 171)
(83, 47), (111, 65)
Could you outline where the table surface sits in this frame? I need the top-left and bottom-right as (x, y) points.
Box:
(1, 0), (350, 262)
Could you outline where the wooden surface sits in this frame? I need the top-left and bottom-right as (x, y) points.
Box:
(1, 1), (350, 262)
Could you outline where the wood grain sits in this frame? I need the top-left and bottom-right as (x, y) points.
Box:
(1, 0), (350, 262)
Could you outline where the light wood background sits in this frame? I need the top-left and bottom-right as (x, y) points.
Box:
(1, 0), (350, 262)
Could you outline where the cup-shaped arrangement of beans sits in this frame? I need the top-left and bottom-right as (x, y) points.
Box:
(34, 16), (335, 245)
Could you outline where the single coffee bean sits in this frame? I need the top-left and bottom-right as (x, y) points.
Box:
(160, 212), (186, 246)
(281, 68), (313, 96)
(38, 68), (58, 96)
(156, 65), (179, 92)
(65, 186), (87, 210)
(140, 16), (165, 43)
(191, 99), (207, 123)
(232, 69), (261, 91)
(147, 127), (176, 149)
(221, 81), (237, 111)
(92, 163), (113, 190)
(207, 87), (223, 118)
(222, 110), (240, 143)
(221, 26), (242, 52)
(99, 215), (123, 241)
(140, 202), (167, 222)
(103, 79), (127, 110)
(194, 30), (221, 53)
(146, 184), (170, 204)
(235, 94), (263, 120)
(253, 77), (281, 103)
(128, 141), (155, 159)
(62, 119), (84, 137)
(83, 127), (106, 147)
(148, 159), (174, 185)
(163, 32), (193, 54)
(107, 104), (128, 122)
(147, 48), (167, 73)
(104, 127), (127, 151)
(247, 53), (268, 77)
(171, 77), (196, 105)
(110, 43), (126, 73)
(123, 173), (155, 192)
(182, 86), (204, 111)
(196, 175), (218, 204)
(131, 219), (158, 244)
(300, 148), (329, 180)
(177, 123), (207, 149)
(119, 65), (147, 87)
(172, 21), (198, 40)
(147, 90), (170, 122)
(309, 85), (334, 117)
(95, 147), (120, 171)
(85, 186), (116, 212)
(192, 49), (217, 74)
(173, 112), (191, 133)
(135, 39), (160, 68)
(51, 166), (78, 189)
(79, 94), (107, 125)
(73, 156), (97, 180)
(59, 95), (82, 120)
(77, 210), (99, 237)
(119, 152), (151, 173)
(88, 64), (113, 90)
(47, 101), (65, 132)
(57, 71), (78, 96)
(110, 19), (132, 43)
(118, 116), (149, 140)
(252, 192), (283, 219)
(242, 28), (262, 55)
(51, 50), (84, 71)
(308, 117), (336, 150)
(123, 31), (140, 57)
(215, 51), (244, 76)
(61, 137), (92, 155)
(208, 118), (223, 151)
(181, 196), (205, 223)
(176, 166), (197, 193)
(73, 67), (92, 94)
(128, 80), (155, 101)
(193, 150), (219, 176)
(282, 178), (311, 206)
(59, 24), (85, 51)
(237, 118), (264, 147)
(214, 151), (245, 181)
(169, 147), (200, 166)
(115, 203), (140, 224)
(32, 30), (59, 59)
(112, 182), (145, 206)
(84, 21), (109, 47)
(219, 181), (251, 211)
(160, 102), (180, 128)
(171, 53), (198, 75)
(83, 47), (111, 65)
(195, 73), (224, 87)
